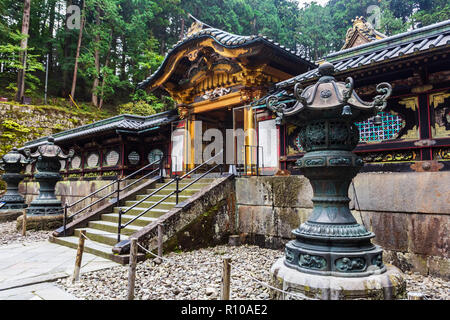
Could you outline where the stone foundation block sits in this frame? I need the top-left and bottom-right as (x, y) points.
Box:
(16, 214), (63, 231)
(270, 257), (406, 300)
(0, 209), (24, 222)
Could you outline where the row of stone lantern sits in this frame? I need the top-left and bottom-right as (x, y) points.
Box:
(0, 137), (73, 217)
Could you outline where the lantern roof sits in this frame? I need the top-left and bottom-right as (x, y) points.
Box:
(0, 148), (28, 165)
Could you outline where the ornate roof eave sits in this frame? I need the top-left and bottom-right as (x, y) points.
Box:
(276, 19), (450, 90)
(20, 110), (179, 151)
(136, 28), (316, 92)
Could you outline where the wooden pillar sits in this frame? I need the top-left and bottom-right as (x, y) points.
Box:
(186, 114), (197, 170)
(243, 106), (255, 174)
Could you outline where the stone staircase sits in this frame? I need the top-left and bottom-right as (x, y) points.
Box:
(51, 177), (216, 263)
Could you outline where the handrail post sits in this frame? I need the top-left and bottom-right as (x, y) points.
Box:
(175, 175), (180, 204)
(116, 179), (120, 206)
(118, 208), (122, 243)
(256, 146), (260, 176)
(63, 204), (68, 236)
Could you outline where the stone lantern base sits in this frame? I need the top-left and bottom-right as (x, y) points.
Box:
(270, 257), (406, 300)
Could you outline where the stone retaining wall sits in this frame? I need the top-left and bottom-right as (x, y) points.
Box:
(235, 173), (449, 279)
(0, 103), (100, 157)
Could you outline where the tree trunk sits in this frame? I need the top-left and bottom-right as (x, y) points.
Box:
(15, 0), (31, 102)
(70, 0), (85, 102)
(62, 0), (73, 97)
(120, 35), (127, 81)
(98, 31), (113, 110)
(47, 0), (57, 73)
(92, 8), (100, 107)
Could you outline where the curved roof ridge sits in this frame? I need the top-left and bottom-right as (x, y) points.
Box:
(137, 23), (315, 91)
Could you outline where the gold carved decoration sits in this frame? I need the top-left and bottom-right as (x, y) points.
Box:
(202, 87), (231, 100)
(398, 97), (418, 111)
(434, 148), (450, 160)
(402, 125), (419, 140)
(178, 106), (189, 119)
(187, 49), (200, 61)
(362, 150), (417, 163)
(429, 91), (450, 138)
(429, 92), (450, 108)
(342, 16), (386, 50)
(431, 123), (449, 138)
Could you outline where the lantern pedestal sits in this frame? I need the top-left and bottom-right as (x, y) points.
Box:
(26, 171), (64, 215)
(0, 173), (27, 210)
(270, 258), (406, 300)
(25, 136), (73, 216)
(0, 148), (29, 211)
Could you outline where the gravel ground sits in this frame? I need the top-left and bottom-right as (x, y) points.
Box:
(56, 244), (449, 300)
(0, 221), (51, 247)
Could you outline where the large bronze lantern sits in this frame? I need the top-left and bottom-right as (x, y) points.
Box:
(0, 148), (29, 210)
(26, 136), (74, 216)
(268, 62), (405, 299)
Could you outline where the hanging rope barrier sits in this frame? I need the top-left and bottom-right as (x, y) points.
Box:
(136, 242), (221, 266)
(229, 262), (317, 300)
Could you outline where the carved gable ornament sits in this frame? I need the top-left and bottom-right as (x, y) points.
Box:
(342, 16), (386, 50)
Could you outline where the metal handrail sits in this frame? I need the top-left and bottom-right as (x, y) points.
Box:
(117, 150), (224, 242)
(62, 158), (163, 235)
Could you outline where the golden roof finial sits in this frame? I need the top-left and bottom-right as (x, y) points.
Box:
(186, 13), (212, 37)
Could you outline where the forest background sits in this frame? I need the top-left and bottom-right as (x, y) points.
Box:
(0, 0), (449, 117)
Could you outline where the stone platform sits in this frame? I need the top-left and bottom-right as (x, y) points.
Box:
(0, 209), (24, 223)
(270, 257), (406, 300)
(16, 214), (63, 231)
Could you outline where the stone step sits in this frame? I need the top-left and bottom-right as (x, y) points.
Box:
(113, 206), (169, 217)
(74, 227), (126, 246)
(102, 213), (158, 227)
(162, 178), (215, 183)
(51, 235), (115, 261)
(135, 194), (190, 202)
(88, 220), (141, 235)
(144, 188), (201, 196)
(123, 200), (175, 210)
(154, 182), (210, 189)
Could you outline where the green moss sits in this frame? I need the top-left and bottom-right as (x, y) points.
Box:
(163, 200), (226, 253)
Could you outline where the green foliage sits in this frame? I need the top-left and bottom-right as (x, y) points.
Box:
(118, 100), (156, 116)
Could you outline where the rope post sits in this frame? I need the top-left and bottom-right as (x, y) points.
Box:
(127, 237), (138, 300)
(72, 230), (86, 283)
(21, 211), (27, 237)
(221, 256), (231, 300)
(155, 223), (164, 264)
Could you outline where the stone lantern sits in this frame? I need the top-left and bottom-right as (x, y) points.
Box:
(0, 148), (29, 211)
(268, 62), (405, 300)
(25, 136), (74, 216)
